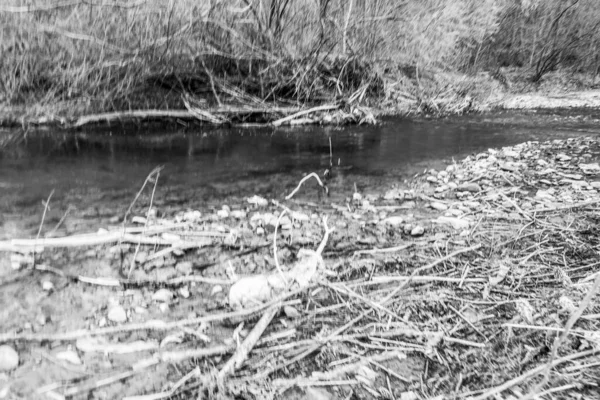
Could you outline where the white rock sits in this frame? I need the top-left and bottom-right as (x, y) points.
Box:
(556, 153), (572, 161)
(426, 176), (437, 183)
(434, 216), (470, 230)
(580, 163), (600, 174)
(107, 306), (127, 323)
(158, 303), (169, 313)
(217, 209), (229, 219)
(176, 261), (193, 275)
(55, 350), (82, 365)
(283, 305), (301, 318)
(247, 195), (268, 207)
(41, 280), (54, 292)
(535, 190), (555, 201)
(152, 289), (174, 303)
(0, 346), (18, 371)
(430, 202), (448, 211)
(382, 216), (404, 227)
(383, 189), (403, 200)
(458, 183), (481, 193)
(291, 211), (310, 222)
(410, 226), (425, 236)
(230, 210), (247, 219)
(503, 150), (519, 158)
(211, 285), (223, 295)
(352, 192), (363, 202)
(178, 287), (190, 299)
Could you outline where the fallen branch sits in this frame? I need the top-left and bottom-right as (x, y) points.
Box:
(218, 304), (280, 379)
(272, 104), (339, 126)
(0, 296), (300, 343)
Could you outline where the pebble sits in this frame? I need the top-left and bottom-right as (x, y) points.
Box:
(457, 183), (481, 192)
(217, 209), (229, 219)
(556, 153), (572, 161)
(178, 287), (190, 299)
(152, 289), (174, 303)
(41, 280), (54, 292)
(0, 346), (18, 372)
(176, 261), (193, 275)
(247, 195), (268, 207)
(55, 350), (82, 365)
(158, 303), (169, 313)
(211, 285), (223, 295)
(382, 216), (404, 226)
(430, 202), (448, 211)
(426, 176), (437, 183)
(283, 305), (300, 318)
(107, 306), (127, 323)
(435, 216), (470, 230)
(230, 210), (247, 219)
(410, 226), (425, 236)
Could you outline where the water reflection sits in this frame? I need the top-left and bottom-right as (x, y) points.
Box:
(1, 111), (600, 219)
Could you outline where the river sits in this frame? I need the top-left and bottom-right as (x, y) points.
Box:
(1, 109), (600, 239)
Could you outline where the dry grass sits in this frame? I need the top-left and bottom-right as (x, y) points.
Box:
(0, 0), (507, 120)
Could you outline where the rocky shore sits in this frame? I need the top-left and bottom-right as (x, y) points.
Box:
(2, 136), (600, 399)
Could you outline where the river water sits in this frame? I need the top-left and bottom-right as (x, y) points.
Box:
(1, 109), (600, 239)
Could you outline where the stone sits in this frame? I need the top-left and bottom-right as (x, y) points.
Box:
(231, 210), (247, 219)
(382, 216), (404, 226)
(41, 280), (54, 292)
(247, 195), (268, 207)
(152, 289), (174, 303)
(178, 287), (190, 299)
(457, 183), (481, 193)
(410, 226), (425, 236)
(430, 202), (448, 211)
(217, 209), (229, 219)
(0, 346), (18, 371)
(55, 350), (82, 365)
(283, 305), (300, 318)
(107, 305), (127, 323)
(176, 261), (193, 275)
(435, 216), (470, 230)
(556, 153), (572, 161)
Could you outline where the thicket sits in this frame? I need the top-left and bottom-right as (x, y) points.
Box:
(1, 0), (599, 115)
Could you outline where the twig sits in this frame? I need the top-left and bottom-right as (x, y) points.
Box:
(273, 210), (289, 286)
(467, 349), (599, 400)
(285, 172), (328, 200)
(0, 296), (299, 343)
(521, 271), (600, 399)
(352, 243), (413, 258)
(201, 59), (222, 107)
(316, 215), (334, 255)
(218, 304), (280, 379)
(128, 166), (161, 278)
(122, 367), (199, 400)
(36, 190), (55, 241)
(63, 358), (158, 397)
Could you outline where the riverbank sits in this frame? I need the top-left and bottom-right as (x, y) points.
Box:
(2, 136), (600, 399)
(2, 67), (599, 129)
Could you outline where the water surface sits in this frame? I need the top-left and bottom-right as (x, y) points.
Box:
(2, 109), (600, 238)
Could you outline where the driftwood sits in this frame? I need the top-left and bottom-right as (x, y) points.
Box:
(70, 105), (305, 128)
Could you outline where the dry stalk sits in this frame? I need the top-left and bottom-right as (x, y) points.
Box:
(285, 172), (328, 200)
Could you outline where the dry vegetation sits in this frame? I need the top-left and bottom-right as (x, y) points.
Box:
(2, 0), (600, 123)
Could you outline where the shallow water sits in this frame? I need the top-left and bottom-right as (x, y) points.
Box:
(1, 109), (600, 238)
